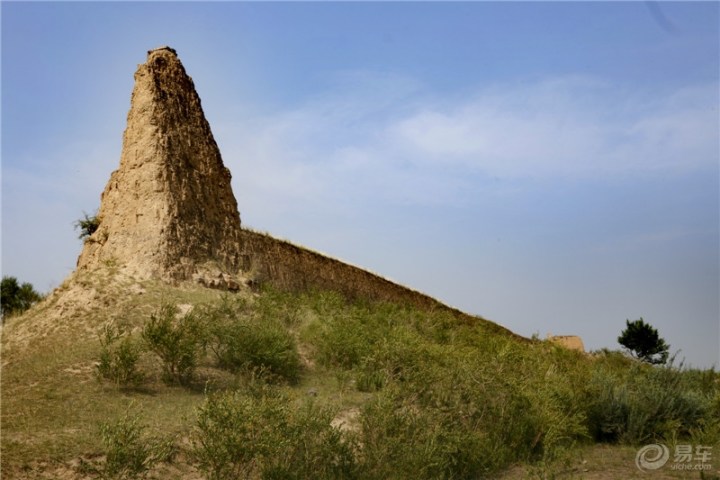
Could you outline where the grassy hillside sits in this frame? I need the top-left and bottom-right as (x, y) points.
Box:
(2, 265), (719, 479)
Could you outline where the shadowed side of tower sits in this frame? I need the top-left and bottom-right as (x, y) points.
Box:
(76, 47), (243, 282)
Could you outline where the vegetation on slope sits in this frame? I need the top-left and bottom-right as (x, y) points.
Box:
(1, 275), (44, 319)
(2, 272), (719, 479)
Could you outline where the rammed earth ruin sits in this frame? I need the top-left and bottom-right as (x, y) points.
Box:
(75, 46), (521, 339)
(77, 47), (243, 284)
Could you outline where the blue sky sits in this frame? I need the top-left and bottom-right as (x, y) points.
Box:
(2, 2), (718, 367)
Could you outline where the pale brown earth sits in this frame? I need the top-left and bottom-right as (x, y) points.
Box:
(547, 334), (586, 352)
(76, 46), (243, 285)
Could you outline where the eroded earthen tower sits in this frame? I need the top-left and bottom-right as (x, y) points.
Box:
(77, 47), (243, 283)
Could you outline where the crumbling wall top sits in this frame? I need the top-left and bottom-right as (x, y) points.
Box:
(147, 45), (178, 57)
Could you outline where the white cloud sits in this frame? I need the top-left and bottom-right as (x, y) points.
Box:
(387, 79), (717, 176)
(217, 73), (718, 216)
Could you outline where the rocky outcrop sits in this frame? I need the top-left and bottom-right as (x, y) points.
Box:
(76, 47), (243, 282)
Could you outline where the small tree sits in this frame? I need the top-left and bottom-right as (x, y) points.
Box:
(1, 276), (43, 318)
(618, 318), (669, 365)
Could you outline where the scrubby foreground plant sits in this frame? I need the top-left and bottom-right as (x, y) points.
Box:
(96, 322), (144, 388)
(202, 296), (301, 383)
(192, 385), (356, 480)
(95, 407), (174, 479)
(142, 304), (205, 385)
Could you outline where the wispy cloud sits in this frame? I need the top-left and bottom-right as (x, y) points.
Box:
(219, 72), (718, 215)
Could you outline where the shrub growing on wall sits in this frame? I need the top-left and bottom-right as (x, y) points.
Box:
(75, 211), (101, 240)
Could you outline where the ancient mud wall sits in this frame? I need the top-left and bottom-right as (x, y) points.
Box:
(547, 335), (585, 352)
(239, 229), (521, 339)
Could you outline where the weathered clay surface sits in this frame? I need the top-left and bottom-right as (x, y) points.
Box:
(76, 47), (243, 282)
(547, 334), (585, 352)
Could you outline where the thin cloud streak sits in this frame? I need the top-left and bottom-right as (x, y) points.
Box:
(219, 74), (718, 217)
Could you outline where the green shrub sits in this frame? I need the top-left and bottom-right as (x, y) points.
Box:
(355, 368), (386, 393)
(311, 316), (372, 370)
(586, 359), (716, 444)
(96, 323), (144, 389)
(192, 388), (356, 480)
(192, 390), (265, 480)
(203, 299), (301, 383)
(142, 304), (204, 385)
(310, 306), (392, 370)
(99, 407), (174, 479)
(216, 320), (301, 383)
(306, 289), (348, 317)
(358, 387), (490, 479)
(75, 211), (101, 240)
(354, 327), (428, 392)
(255, 287), (304, 327)
(522, 363), (590, 462)
(262, 400), (357, 480)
